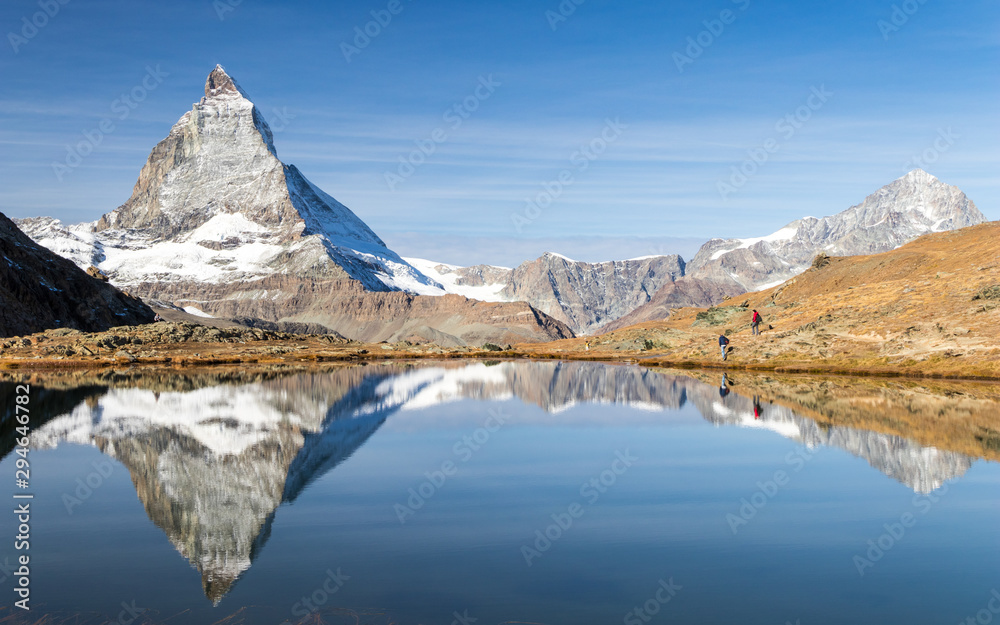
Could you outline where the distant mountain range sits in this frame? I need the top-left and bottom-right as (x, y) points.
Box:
(409, 253), (690, 334)
(9, 65), (988, 340)
(414, 169), (985, 334)
(603, 169), (986, 332)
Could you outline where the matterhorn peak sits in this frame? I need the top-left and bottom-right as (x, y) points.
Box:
(195, 64), (275, 155)
(29, 64), (443, 300)
(204, 64), (248, 100)
(898, 168), (938, 184)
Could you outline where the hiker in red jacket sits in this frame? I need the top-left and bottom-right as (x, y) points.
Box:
(751, 309), (762, 336)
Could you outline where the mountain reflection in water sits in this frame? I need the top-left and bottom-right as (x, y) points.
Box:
(5, 361), (997, 604)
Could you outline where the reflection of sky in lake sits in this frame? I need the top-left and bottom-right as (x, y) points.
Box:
(2, 362), (998, 625)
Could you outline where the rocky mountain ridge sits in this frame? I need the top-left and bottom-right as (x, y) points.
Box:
(411, 253), (690, 334)
(600, 170), (986, 330)
(686, 169), (985, 292)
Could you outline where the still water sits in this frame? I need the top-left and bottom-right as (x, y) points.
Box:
(1, 361), (998, 624)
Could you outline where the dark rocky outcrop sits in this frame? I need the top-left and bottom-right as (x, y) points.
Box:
(0, 212), (153, 337)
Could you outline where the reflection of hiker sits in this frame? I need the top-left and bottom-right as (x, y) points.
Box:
(753, 395), (763, 419)
(751, 309), (762, 335)
(719, 334), (730, 360)
(719, 374), (730, 398)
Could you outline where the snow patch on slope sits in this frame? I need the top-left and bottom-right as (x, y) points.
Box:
(709, 227), (799, 261)
(405, 258), (509, 301)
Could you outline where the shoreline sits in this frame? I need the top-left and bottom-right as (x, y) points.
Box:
(1, 319), (997, 383)
(2, 348), (1000, 384)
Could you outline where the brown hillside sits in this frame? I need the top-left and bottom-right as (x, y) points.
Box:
(520, 222), (1000, 378)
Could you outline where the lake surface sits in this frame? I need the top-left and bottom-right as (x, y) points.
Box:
(1, 361), (998, 624)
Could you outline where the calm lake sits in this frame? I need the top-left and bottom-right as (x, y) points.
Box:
(1, 361), (998, 625)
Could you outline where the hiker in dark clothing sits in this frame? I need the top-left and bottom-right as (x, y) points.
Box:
(719, 373), (730, 398)
(719, 334), (730, 360)
(751, 309), (762, 336)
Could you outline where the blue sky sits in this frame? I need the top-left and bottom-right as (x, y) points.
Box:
(0, 0), (996, 266)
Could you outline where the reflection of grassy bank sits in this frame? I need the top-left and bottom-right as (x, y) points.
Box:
(7, 360), (998, 467)
(669, 368), (1000, 463)
(515, 324), (1000, 381)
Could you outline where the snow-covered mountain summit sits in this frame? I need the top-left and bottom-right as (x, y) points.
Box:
(686, 169), (986, 292)
(19, 65), (441, 298)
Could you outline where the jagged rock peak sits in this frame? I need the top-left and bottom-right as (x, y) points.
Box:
(900, 168), (935, 182)
(205, 64), (243, 98)
(872, 168), (984, 225)
(193, 64), (276, 157)
(888, 169), (947, 196)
